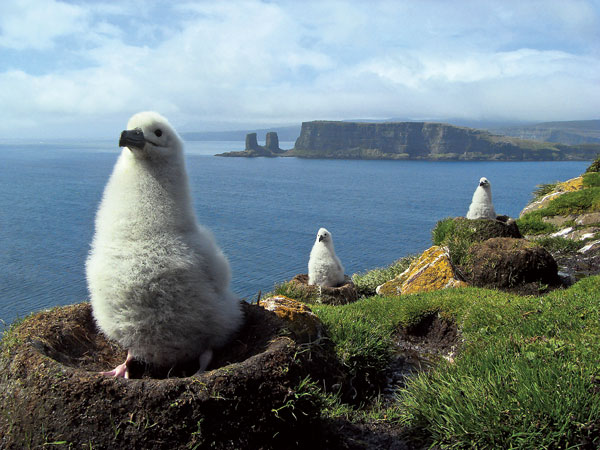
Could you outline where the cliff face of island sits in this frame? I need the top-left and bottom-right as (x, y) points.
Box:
(284, 121), (600, 160)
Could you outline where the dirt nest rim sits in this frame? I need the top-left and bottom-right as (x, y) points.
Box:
(290, 274), (359, 305)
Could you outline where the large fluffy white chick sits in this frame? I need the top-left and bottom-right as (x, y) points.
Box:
(466, 177), (497, 220)
(308, 228), (345, 287)
(86, 111), (242, 378)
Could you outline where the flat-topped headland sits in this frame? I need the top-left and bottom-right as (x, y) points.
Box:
(217, 121), (600, 160)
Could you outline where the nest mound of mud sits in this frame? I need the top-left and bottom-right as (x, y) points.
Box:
(466, 237), (560, 294)
(289, 274), (358, 305)
(0, 301), (342, 449)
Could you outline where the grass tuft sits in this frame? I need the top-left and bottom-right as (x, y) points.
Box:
(351, 256), (416, 297)
(516, 211), (558, 236)
(268, 281), (320, 303)
(531, 182), (560, 202)
(531, 235), (584, 253)
(583, 171), (600, 188)
(585, 154), (600, 173)
(540, 187), (600, 216)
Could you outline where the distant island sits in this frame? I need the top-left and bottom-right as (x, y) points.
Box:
(216, 121), (600, 161)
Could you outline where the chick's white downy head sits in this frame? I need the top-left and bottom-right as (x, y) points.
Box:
(316, 227), (332, 244)
(119, 111), (183, 161)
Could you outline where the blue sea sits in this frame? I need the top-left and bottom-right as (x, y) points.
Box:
(0, 139), (591, 327)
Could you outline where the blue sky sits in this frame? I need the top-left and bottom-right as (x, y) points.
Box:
(1, 0), (599, 138)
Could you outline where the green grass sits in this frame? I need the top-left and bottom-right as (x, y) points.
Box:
(351, 255), (416, 297)
(311, 297), (398, 398)
(397, 276), (600, 448)
(541, 187), (600, 216)
(516, 210), (558, 236)
(531, 235), (584, 253)
(432, 220), (474, 267)
(583, 171), (600, 188)
(310, 276), (600, 449)
(268, 281), (321, 303)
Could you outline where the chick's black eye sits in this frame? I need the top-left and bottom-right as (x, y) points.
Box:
(154, 129), (162, 137)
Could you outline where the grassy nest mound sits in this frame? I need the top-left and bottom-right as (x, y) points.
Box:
(0, 302), (341, 449)
(287, 274), (359, 305)
(465, 237), (561, 294)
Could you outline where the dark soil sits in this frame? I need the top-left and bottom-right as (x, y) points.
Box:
(320, 418), (414, 450)
(383, 313), (460, 400)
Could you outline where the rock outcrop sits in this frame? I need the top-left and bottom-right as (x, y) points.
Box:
(216, 132), (285, 157)
(265, 132), (280, 153)
(284, 121), (600, 160)
(260, 295), (324, 342)
(0, 300), (342, 449)
(376, 246), (467, 296)
(245, 132), (260, 151)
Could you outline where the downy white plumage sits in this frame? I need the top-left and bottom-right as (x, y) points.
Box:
(86, 111), (242, 378)
(308, 228), (345, 287)
(466, 177), (496, 220)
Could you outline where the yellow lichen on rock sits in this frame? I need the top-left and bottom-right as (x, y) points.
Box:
(376, 246), (467, 296)
(559, 176), (584, 192)
(260, 295), (323, 342)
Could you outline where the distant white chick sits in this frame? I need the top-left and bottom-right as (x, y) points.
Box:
(86, 111), (242, 378)
(308, 228), (345, 287)
(466, 177), (497, 220)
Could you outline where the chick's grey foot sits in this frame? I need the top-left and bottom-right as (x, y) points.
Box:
(194, 349), (213, 376)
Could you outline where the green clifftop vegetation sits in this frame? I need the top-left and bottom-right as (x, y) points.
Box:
(494, 119), (600, 145)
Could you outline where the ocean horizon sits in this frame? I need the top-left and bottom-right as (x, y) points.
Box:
(0, 139), (591, 327)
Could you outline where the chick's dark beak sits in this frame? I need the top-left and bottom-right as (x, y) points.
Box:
(318, 235), (325, 242)
(119, 128), (146, 151)
(479, 181), (485, 186)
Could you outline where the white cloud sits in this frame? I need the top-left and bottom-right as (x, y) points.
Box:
(0, 0), (598, 137)
(0, 0), (88, 50)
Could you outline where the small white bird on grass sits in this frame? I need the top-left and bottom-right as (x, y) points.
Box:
(86, 111), (243, 378)
(308, 228), (345, 288)
(466, 177), (496, 220)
